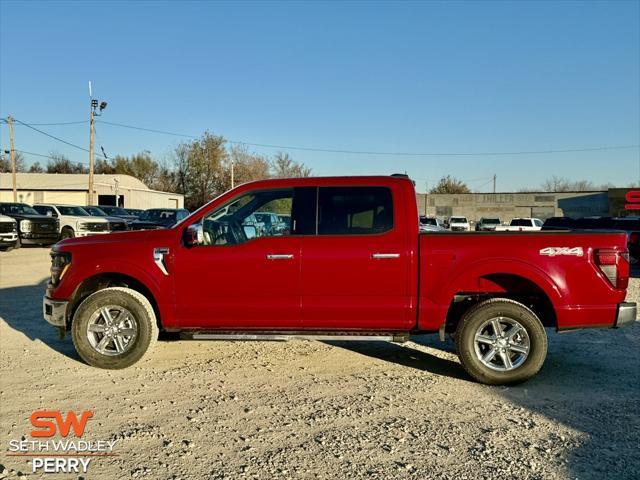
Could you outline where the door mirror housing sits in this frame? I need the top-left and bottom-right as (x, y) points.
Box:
(184, 223), (204, 247)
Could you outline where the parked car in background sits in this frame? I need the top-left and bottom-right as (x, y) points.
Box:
(0, 202), (59, 246)
(253, 212), (286, 235)
(278, 214), (292, 232)
(123, 208), (144, 218)
(0, 214), (19, 251)
(33, 204), (110, 240)
(613, 217), (640, 263)
(475, 217), (501, 231)
(496, 218), (543, 232)
(129, 208), (190, 230)
(448, 216), (470, 231)
(541, 217), (576, 230)
(83, 206), (129, 232)
(97, 205), (139, 223)
(420, 216), (444, 228)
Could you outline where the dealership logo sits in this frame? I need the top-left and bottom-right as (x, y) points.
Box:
(6, 410), (117, 474)
(625, 190), (640, 211)
(30, 410), (93, 438)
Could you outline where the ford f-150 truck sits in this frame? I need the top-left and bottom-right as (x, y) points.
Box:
(42, 176), (637, 385)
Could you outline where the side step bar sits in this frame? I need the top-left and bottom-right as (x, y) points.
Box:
(181, 331), (409, 343)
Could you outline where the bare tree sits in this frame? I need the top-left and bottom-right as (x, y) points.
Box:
(270, 152), (311, 178)
(226, 145), (270, 187)
(0, 152), (26, 173)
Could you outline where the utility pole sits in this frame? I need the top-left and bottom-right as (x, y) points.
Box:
(424, 180), (428, 216)
(88, 102), (95, 205)
(493, 174), (497, 194)
(7, 115), (17, 201)
(88, 82), (107, 205)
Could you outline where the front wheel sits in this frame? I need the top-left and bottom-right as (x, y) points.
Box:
(72, 287), (158, 369)
(455, 298), (547, 385)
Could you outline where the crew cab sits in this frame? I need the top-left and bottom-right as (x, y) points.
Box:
(33, 204), (110, 240)
(0, 214), (18, 251)
(496, 218), (543, 232)
(0, 202), (59, 246)
(42, 176), (636, 385)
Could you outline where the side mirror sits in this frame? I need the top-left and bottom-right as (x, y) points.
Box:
(46, 211), (53, 217)
(184, 223), (204, 247)
(243, 225), (257, 239)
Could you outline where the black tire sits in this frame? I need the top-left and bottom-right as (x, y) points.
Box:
(15, 236), (21, 249)
(72, 287), (158, 369)
(60, 227), (75, 240)
(455, 298), (547, 385)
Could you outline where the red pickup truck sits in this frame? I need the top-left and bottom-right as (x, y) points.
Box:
(43, 176), (637, 384)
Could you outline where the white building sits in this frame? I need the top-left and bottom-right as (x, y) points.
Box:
(0, 173), (184, 209)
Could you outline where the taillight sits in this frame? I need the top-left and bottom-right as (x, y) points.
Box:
(595, 249), (629, 289)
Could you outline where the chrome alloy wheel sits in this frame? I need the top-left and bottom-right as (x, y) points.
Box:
(473, 316), (530, 372)
(86, 305), (138, 356)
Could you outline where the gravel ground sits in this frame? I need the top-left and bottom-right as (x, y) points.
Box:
(0, 248), (638, 480)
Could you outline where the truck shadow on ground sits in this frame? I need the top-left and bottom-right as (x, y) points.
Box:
(0, 279), (80, 361)
(325, 337), (469, 381)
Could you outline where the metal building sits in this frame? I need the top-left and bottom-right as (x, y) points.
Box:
(0, 173), (184, 209)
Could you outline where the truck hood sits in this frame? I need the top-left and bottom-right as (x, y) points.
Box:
(65, 215), (109, 223)
(56, 228), (174, 250)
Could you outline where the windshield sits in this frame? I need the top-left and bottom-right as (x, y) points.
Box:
(420, 217), (437, 226)
(139, 209), (176, 222)
(450, 217), (467, 223)
(510, 219), (532, 226)
(482, 218), (500, 224)
(57, 206), (90, 216)
(0, 203), (39, 215)
(84, 206), (107, 216)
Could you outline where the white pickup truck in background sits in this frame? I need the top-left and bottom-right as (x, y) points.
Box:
(495, 218), (543, 232)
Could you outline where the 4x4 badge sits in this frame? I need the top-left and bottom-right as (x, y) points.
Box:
(539, 247), (584, 257)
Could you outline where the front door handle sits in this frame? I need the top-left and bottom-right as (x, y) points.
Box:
(372, 253), (401, 259)
(266, 254), (294, 260)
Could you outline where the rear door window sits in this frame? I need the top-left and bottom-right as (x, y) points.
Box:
(317, 187), (393, 235)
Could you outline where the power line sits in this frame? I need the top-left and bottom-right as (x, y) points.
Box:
(11, 118), (90, 153)
(96, 119), (640, 157)
(1, 119), (88, 126)
(7, 149), (90, 165)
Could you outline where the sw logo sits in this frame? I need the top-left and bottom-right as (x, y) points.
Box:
(625, 190), (640, 211)
(30, 410), (93, 437)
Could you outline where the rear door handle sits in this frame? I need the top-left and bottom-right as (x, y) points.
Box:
(372, 253), (400, 259)
(266, 254), (294, 260)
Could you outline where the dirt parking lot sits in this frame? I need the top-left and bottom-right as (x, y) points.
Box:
(0, 248), (638, 480)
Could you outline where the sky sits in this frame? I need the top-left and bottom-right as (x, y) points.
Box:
(0, 0), (639, 192)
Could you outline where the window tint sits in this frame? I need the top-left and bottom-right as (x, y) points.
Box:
(201, 189), (293, 245)
(318, 187), (393, 235)
(534, 219), (543, 227)
(510, 219), (532, 227)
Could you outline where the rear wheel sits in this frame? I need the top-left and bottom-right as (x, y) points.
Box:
(72, 287), (158, 369)
(455, 298), (547, 385)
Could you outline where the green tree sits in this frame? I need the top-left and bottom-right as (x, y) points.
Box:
(429, 175), (471, 194)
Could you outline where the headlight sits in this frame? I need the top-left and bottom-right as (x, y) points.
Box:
(77, 221), (87, 230)
(19, 220), (32, 232)
(50, 252), (72, 286)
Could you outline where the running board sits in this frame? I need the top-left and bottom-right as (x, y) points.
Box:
(181, 331), (409, 343)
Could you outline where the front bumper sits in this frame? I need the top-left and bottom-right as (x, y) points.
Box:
(76, 230), (109, 237)
(615, 302), (638, 327)
(21, 232), (59, 244)
(43, 296), (68, 327)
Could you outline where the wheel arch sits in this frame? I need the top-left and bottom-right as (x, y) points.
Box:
(443, 270), (558, 333)
(68, 272), (163, 331)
